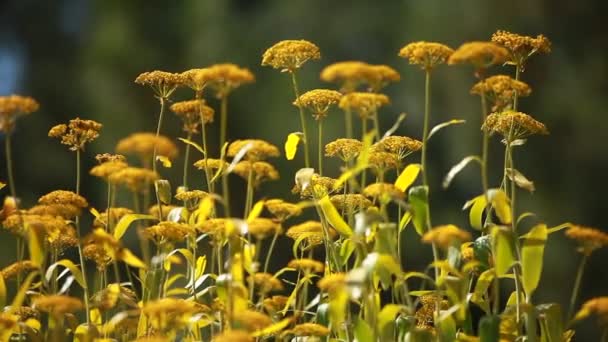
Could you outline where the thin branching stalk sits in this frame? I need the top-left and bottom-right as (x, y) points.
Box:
(291, 71), (311, 168)
(75, 149), (91, 326)
(568, 253), (589, 321)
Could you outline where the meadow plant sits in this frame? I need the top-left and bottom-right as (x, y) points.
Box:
(1, 29), (607, 342)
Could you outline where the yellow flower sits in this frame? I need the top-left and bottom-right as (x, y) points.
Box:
(27, 204), (81, 219)
(288, 258), (324, 273)
(482, 111), (548, 140)
(262, 39), (321, 71)
(0, 94), (39, 133)
(292, 174), (342, 199)
(134, 70), (185, 98)
(233, 161), (280, 187)
(580, 297), (608, 323)
(109, 167), (159, 193)
(491, 30), (551, 66)
(90, 160), (129, 180)
(375, 135), (422, 160)
(95, 153), (126, 163)
(398, 41), (454, 71)
(231, 309), (273, 331)
(142, 298), (204, 331)
(170, 99), (214, 133)
(227, 139), (280, 161)
(471, 75), (531, 111)
(338, 92), (390, 119)
(197, 218), (231, 240)
(325, 138), (363, 162)
(212, 330), (254, 342)
(184, 64), (255, 98)
(148, 204), (178, 220)
(368, 150), (400, 171)
(116, 132), (178, 165)
(263, 295), (289, 314)
(83, 244), (112, 270)
(365, 64), (401, 92)
(317, 272), (347, 294)
(194, 158), (228, 173)
(48, 118), (102, 151)
(448, 41), (508, 70)
(320, 61), (372, 93)
(143, 221), (194, 243)
(264, 199), (302, 221)
(330, 194), (373, 212)
(0, 261), (37, 279)
(38, 190), (88, 209)
(422, 224), (472, 250)
(294, 89), (342, 120)
(565, 225), (608, 256)
(246, 218), (281, 239)
(363, 182), (404, 202)
(287, 323), (331, 337)
(33, 295), (83, 315)
(286, 220), (337, 249)
(248, 272), (284, 294)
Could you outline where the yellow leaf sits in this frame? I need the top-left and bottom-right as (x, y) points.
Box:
(0, 275), (5, 308)
(156, 155), (172, 168)
(24, 318), (40, 331)
(318, 195), (353, 237)
(252, 317), (294, 337)
(378, 304), (405, 333)
(45, 259), (86, 288)
(194, 196), (214, 225)
(521, 224), (547, 296)
(394, 164), (421, 192)
(89, 207), (101, 218)
(247, 199), (265, 222)
(463, 195), (486, 230)
(27, 223), (45, 267)
(243, 244), (256, 273)
(90, 308), (102, 325)
(114, 214), (156, 240)
(0, 181), (5, 190)
(195, 256), (207, 280)
(117, 249), (147, 269)
(8, 271), (39, 314)
(399, 211), (412, 232)
(489, 189), (511, 225)
(178, 137), (206, 155)
(284, 132), (302, 160)
(492, 227), (515, 276)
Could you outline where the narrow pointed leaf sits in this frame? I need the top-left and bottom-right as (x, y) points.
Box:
(114, 214), (157, 240)
(428, 119), (465, 140)
(443, 156), (481, 189)
(318, 195), (353, 237)
(506, 168), (535, 192)
(521, 224), (548, 296)
(395, 164), (421, 192)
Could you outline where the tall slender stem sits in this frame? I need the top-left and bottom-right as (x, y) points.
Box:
(361, 119), (368, 189)
(290, 71), (310, 168)
(567, 253), (588, 321)
(75, 150), (90, 325)
(152, 97), (167, 175)
(183, 132), (192, 189)
(220, 96), (228, 155)
(372, 110), (381, 141)
(5, 133), (17, 198)
(318, 120), (323, 176)
(263, 230), (280, 274)
(421, 70), (431, 186)
(345, 108), (353, 139)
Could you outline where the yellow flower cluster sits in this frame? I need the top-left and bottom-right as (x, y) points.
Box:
(565, 225), (608, 256)
(182, 64), (255, 98)
(143, 221), (195, 243)
(422, 224), (472, 250)
(246, 217), (280, 239)
(471, 75), (531, 111)
(48, 118), (102, 151)
(116, 132), (178, 164)
(227, 139), (280, 161)
(233, 161), (280, 187)
(134, 70), (185, 98)
(375, 135), (423, 160)
(491, 30), (551, 65)
(320, 61), (400, 92)
(482, 111), (549, 140)
(293, 89), (342, 120)
(109, 167), (159, 193)
(33, 295), (83, 315)
(170, 99), (215, 133)
(398, 41), (454, 71)
(325, 138), (363, 162)
(0, 94), (39, 133)
(264, 199), (302, 221)
(338, 92), (390, 119)
(262, 39), (321, 71)
(448, 41), (508, 70)
(288, 258), (325, 273)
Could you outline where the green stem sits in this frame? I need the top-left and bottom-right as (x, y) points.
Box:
(345, 107), (353, 139)
(290, 71), (310, 168)
(361, 119), (368, 189)
(5, 133), (17, 198)
(220, 95), (228, 155)
(567, 253), (588, 321)
(372, 110), (381, 141)
(263, 230), (280, 274)
(421, 70), (431, 186)
(152, 97), (167, 175)
(75, 150), (91, 326)
(244, 164), (254, 218)
(318, 119), (324, 176)
(183, 132), (192, 189)
(200, 119), (213, 194)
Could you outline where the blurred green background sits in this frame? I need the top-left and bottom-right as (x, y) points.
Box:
(1, 0), (606, 338)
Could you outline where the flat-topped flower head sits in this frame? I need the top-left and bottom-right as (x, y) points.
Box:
(33, 295), (83, 315)
(233, 161), (280, 187)
(292, 173), (342, 198)
(365, 64), (401, 92)
(134, 70), (185, 98)
(578, 297), (608, 323)
(283, 323), (331, 338)
(320, 61), (371, 93)
(471, 75), (531, 111)
(116, 132), (178, 166)
(264, 199), (302, 221)
(368, 150), (400, 171)
(482, 111), (548, 140)
(376, 135), (423, 160)
(170, 99), (214, 133)
(422, 224), (472, 250)
(293, 89), (342, 120)
(325, 138), (363, 162)
(231, 309), (273, 332)
(93, 207), (133, 229)
(363, 182), (404, 202)
(248, 272), (284, 294)
(48, 118), (102, 151)
(262, 39), (321, 72)
(143, 221), (194, 243)
(330, 194), (373, 212)
(448, 42), (508, 70)
(148, 204), (177, 220)
(398, 41), (454, 71)
(90, 160), (129, 180)
(212, 330), (254, 342)
(565, 225), (608, 256)
(339, 92), (390, 119)
(246, 217), (281, 239)
(0, 261), (37, 280)
(194, 158), (228, 173)
(491, 30), (551, 67)
(0, 94), (39, 133)
(109, 167), (159, 193)
(203, 63), (255, 98)
(317, 272), (347, 294)
(286, 220), (337, 248)
(39, 190), (88, 209)
(288, 258), (324, 273)
(227, 139), (280, 161)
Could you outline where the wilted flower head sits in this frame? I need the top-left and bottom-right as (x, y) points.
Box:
(170, 99), (214, 133)
(398, 42), (454, 71)
(325, 138), (363, 162)
(116, 132), (178, 166)
(48, 118), (102, 151)
(422, 224), (472, 250)
(491, 30), (551, 67)
(482, 111), (548, 140)
(565, 225), (608, 256)
(448, 42), (508, 72)
(339, 92), (390, 119)
(227, 139), (280, 161)
(109, 167), (159, 193)
(471, 75), (531, 111)
(134, 70), (185, 98)
(0, 95), (39, 133)
(265, 199), (302, 221)
(294, 89), (342, 120)
(376, 135), (423, 160)
(262, 39), (321, 71)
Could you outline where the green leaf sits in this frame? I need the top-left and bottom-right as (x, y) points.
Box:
(428, 119), (466, 140)
(473, 235), (492, 270)
(478, 315), (500, 342)
(537, 303), (564, 342)
(443, 155), (481, 189)
(354, 318), (374, 342)
(378, 304), (405, 335)
(114, 214), (157, 240)
(471, 269), (494, 314)
(394, 164), (421, 192)
(399, 211), (412, 232)
(405, 328), (434, 342)
(521, 224), (548, 296)
(436, 311), (457, 342)
(408, 185), (430, 236)
(492, 226), (516, 276)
